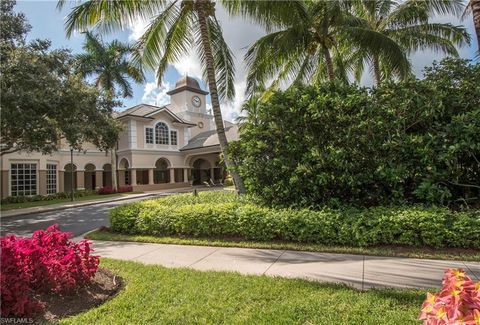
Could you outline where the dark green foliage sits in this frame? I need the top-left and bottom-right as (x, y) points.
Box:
(0, 190), (98, 205)
(109, 192), (480, 249)
(229, 59), (480, 208)
(0, 1), (122, 156)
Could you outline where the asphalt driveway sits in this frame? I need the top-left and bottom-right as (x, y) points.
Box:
(0, 196), (148, 237)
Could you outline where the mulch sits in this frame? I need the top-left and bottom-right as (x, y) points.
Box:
(34, 268), (123, 323)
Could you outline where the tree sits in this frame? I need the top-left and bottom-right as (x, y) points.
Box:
(0, 1), (121, 157)
(230, 59), (479, 208)
(75, 31), (145, 190)
(244, 1), (409, 97)
(0, 0), (30, 47)
(0, 41), (121, 156)
(463, 0), (480, 53)
(60, 1), (261, 193)
(350, 0), (470, 84)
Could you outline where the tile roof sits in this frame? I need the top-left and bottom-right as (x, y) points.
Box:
(116, 104), (195, 125)
(180, 125), (238, 151)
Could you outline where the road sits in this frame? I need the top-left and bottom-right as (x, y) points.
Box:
(0, 196), (151, 237)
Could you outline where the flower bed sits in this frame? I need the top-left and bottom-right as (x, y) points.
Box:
(98, 185), (133, 195)
(109, 192), (480, 249)
(0, 225), (99, 317)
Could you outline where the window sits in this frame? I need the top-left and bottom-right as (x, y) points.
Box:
(11, 163), (37, 196)
(145, 127), (154, 144)
(170, 130), (178, 145)
(155, 122), (169, 145)
(46, 164), (57, 194)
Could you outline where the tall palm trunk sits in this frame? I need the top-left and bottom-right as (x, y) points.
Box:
(471, 0), (480, 52)
(323, 47), (335, 81)
(373, 55), (381, 84)
(106, 90), (118, 190)
(195, 0), (246, 194)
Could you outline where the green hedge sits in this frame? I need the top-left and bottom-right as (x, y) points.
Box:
(1, 189), (98, 205)
(109, 192), (480, 249)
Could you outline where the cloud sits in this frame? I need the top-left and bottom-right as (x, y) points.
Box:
(128, 4), (476, 121)
(171, 49), (204, 79)
(141, 81), (173, 106)
(128, 19), (148, 41)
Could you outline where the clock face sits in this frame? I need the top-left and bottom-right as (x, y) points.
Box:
(198, 122), (204, 129)
(192, 96), (201, 107)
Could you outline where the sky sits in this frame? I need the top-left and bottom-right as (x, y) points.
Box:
(15, 1), (478, 121)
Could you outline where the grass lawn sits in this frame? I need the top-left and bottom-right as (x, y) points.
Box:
(60, 258), (426, 324)
(86, 230), (480, 262)
(0, 192), (143, 211)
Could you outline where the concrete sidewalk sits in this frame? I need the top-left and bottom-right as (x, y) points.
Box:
(91, 240), (480, 290)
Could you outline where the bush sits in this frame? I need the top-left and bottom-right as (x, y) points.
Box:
(228, 58), (480, 208)
(0, 225), (99, 317)
(1, 189), (97, 205)
(109, 192), (480, 249)
(97, 185), (133, 195)
(419, 269), (480, 324)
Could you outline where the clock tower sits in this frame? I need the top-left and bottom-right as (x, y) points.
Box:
(167, 76), (214, 137)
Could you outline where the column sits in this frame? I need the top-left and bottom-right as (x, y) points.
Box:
(130, 169), (137, 186)
(95, 171), (103, 189)
(169, 168), (175, 183)
(210, 168), (215, 182)
(59, 171), (65, 192)
(183, 168), (189, 183)
(39, 170), (47, 195)
(118, 170), (125, 186)
(148, 169), (154, 185)
(76, 171), (85, 190)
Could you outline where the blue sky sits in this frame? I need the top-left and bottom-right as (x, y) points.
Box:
(15, 1), (478, 119)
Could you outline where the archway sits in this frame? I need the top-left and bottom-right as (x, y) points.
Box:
(154, 158), (170, 184)
(118, 158), (130, 186)
(64, 163), (77, 193)
(192, 158), (210, 185)
(102, 163), (112, 187)
(84, 163), (96, 190)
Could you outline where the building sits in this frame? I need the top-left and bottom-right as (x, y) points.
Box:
(0, 76), (238, 198)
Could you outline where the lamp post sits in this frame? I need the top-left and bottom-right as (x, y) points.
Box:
(70, 148), (74, 202)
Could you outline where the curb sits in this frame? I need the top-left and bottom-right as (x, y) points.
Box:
(0, 193), (157, 219)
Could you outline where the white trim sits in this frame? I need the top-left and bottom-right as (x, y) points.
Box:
(116, 149), (184, 155)
(129, 120), (137, 149)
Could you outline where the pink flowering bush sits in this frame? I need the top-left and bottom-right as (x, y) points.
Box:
(0, 225), (99, 317)
(419, 268), (480, 324)
(97, 185), (133, 195)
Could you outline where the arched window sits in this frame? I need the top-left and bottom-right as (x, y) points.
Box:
(155, 122), (169, 145)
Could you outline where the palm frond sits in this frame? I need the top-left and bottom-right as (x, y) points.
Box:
(62, 0), (167, 37)
(388, 23), (471, 55)
(198, 15), (236, 101)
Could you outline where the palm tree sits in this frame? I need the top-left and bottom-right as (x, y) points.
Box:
(236, 93), (262, 131)
(463, 0), (480, 53)
(58, 0), (297, 194)
(244, 1), (410, 96)
(76, 31), (145, 190)
(350, 0), (470, 84)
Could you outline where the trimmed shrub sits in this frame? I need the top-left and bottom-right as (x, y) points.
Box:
(228, 59), (480, 208)
(0, 225), (99, 317)
(109, 192), (480, 249)
(97, 185), (133, 195)
(1, 189), (97, 205)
